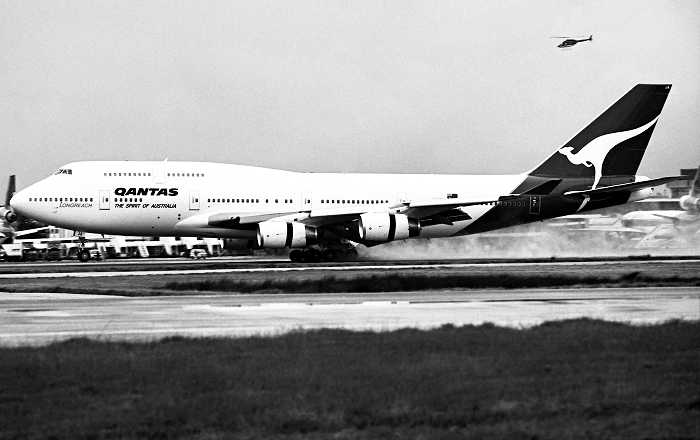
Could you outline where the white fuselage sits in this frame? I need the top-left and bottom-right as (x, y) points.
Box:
(11, 161), (524, 240)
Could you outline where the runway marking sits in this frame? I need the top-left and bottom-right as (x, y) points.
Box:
(2, 259), (699, 279)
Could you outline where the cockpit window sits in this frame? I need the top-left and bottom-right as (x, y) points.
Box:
(54, 169), (73, 175)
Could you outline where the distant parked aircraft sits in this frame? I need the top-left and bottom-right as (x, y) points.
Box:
(0, 175), (47, 244)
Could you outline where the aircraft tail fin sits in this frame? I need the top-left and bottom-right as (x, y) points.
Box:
(689, 166), (700, 198)
(529, 84), (671, 188)
(4, 175), (15, 208)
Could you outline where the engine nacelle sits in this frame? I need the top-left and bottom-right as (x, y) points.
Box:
(0, 207), (17, 223)
(256, 221), (318, 248)
(358, 213), (420, 242)
(679, 195), (699, 212)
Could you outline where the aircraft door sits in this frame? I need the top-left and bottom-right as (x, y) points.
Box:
(189, 192), (200, 211)
(529, 196), (541, 215)
(302, 192), (312, 211)
(99, 190), (111, 210)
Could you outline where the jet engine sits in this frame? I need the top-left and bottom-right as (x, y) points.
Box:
(357, 213), (420, 242)
(679, 195), (699, 212)
(0, 207), (16, 223)
(256, 221), (318, 248)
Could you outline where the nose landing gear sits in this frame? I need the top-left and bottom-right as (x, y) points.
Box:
(75, 232), (103, 262)
(76, 232), (91, 262)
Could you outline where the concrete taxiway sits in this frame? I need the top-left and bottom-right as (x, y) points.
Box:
(1, 287), (698, 346)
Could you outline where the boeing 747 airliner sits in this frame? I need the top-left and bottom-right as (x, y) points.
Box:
(5, 84), (684, 261)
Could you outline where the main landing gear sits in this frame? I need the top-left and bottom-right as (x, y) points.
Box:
(288, 247), (358, 263)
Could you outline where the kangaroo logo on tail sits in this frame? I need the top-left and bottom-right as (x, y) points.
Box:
(558, 115), (660, 189)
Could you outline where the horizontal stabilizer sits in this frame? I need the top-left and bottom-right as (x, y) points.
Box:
(563, 176), (686, 197)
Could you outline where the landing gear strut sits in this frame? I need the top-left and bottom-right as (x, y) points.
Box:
(289, 247), (358, 263)
(76, 232), (91, 262)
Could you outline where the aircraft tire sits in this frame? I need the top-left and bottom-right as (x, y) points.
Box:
(304, 249), (321, 263)
(333, 248), (358, 262)
(78, 249), (91, 262)
(289, 250), (303, 262)
(321, 249), (337, 261)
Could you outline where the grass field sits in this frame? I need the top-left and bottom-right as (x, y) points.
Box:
(1, 319), (698, 439)
(162, 271), (700, 294)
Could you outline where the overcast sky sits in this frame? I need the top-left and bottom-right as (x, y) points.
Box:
(2, 0), (699, 189)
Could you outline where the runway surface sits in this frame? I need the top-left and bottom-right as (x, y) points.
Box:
(2, 256), (699, 278)
(1, 287), (698, 346)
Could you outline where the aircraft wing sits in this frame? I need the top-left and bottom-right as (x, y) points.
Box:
(395, 196), (517, 219)
(393, 179), (562, 219)
(13, 226), (50, 237)
(175, 210), (306, 230)
(207, 211), (306, 227)
(180, 191), (537, 232)
(300, 195), (521, 228)
(563, 176), (686, 197)
(180, 194), (512, 231)
(653, 212), (698, 224)
(568, 226), (648, 234)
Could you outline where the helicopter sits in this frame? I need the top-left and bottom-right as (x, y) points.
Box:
(551, 35), (592, 48)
